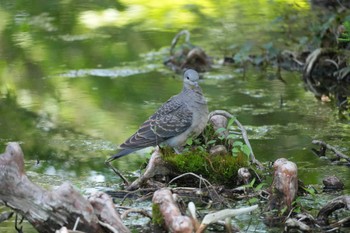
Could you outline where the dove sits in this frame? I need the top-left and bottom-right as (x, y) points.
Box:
(107, 69), (208, 162)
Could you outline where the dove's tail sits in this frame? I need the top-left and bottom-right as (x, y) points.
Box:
(105, 148), (138, 163)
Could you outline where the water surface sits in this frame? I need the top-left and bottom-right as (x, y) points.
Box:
(0, 0), (349, 232)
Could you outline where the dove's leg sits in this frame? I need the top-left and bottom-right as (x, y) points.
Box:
(174, 146), (184, 154)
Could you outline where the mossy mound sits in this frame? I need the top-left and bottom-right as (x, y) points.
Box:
(162, 148), (250, 187)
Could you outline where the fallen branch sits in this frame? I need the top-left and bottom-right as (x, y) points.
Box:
(197, 205), (258, 233)
(187, 200), (258, 233)
(284, 218), (311, 232)
(312, 140), (350, 163)
(120, 208), (152, 220)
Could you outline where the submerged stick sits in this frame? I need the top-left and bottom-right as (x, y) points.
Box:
(312, 140), (350, 162)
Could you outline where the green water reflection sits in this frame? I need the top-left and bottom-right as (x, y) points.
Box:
(0, 0), (349, 232)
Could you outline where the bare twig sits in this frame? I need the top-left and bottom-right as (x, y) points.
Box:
(170, 30), (190, 55)
(120, 208), (152, 219)
(208, 110), (264, 169)
(336, 0), (348, 9)
(168, 172), (228, 207)
(98, 221), (119, 233)
(329, 216), (350, 229)
(105, 161), (130, 186)
(169, 173), (207, 188)
(73, 217), (80, 231)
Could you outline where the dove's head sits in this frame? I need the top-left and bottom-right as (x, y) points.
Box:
(183, 69), (200, 89)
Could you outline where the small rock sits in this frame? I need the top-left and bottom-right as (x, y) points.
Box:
(237, 167), (252, 185)
(209, 145), (228, 156)
(323, 176), (344, 191)
(209, 115), (228, 136)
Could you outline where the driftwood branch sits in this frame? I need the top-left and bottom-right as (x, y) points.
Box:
(197, 204), (258, 233)
(285, 218), (311, 232)
(120, 208), (152, 220)
(152, 188), (258, 233)
(208, 110), (264, 169)
(0, 142), (129, 233)
(312, 140), (350, 163)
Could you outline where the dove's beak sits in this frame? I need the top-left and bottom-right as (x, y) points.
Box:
(190, 82), (199, 90)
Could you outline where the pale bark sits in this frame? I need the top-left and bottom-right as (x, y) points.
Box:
(152, 188), (194, 233)
(268, 158), (298, 211)
(0, 142), (129, 233)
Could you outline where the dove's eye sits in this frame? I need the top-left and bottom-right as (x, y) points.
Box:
(186, 76), (189, 80)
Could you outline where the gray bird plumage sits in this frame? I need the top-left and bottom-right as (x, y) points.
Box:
(106, 69), (208, 162)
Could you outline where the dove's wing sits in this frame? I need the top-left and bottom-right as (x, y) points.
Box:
(108, 95), (193, 160)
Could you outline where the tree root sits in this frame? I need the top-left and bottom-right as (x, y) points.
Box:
(152, 188), (194, 233)
(0, 142), (130, 233)
(317, 195), (350, 227)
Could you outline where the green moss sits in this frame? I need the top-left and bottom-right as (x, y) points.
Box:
(160, 120), (257, 187)
(151, 203), (164, 226)
(162, 148), (249, 186)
